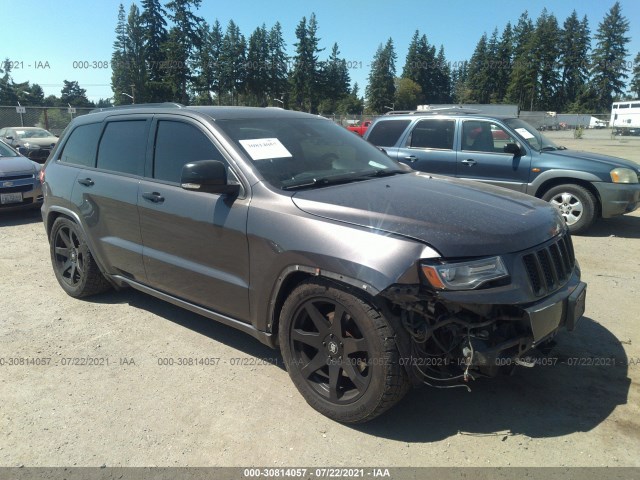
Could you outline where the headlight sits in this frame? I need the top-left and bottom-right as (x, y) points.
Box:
(23, 142), (40, 149)
(421, 256), (508, 290)
(610, 168), (638, 184)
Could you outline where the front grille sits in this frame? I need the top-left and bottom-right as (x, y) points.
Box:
(0, 184), (33, 194)
(522, 233), (575, 297)
(0, 173), (33, 181)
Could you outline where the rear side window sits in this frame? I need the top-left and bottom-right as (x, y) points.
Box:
(366, 120), (411, 147)
(59, 123), (102, 167)
(153, 120), (224, 183)
(97, 120), (147, 175)
(408, 119), (455, 149)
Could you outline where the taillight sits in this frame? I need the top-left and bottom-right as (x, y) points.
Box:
(38, 169), (45, 184)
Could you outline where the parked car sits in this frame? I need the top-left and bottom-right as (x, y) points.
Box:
(0, 139), (43, 211)
(347, 120), (372, 136)
(364, 111), (640, 234)
(0, 126), (58, 163)
(41, 104), (586, 423)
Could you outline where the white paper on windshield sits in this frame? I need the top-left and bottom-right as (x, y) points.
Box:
(239, 138), (292, 160)
(368, 160), (387, 169)
(515, 128), (535, 139)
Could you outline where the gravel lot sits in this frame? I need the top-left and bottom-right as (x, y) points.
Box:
(1, 134), (639, 467)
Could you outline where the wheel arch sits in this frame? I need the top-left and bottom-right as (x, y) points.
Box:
(266, 266), (380, 347)
(534, 177), (602, 218)
(46, 206), (116, 287)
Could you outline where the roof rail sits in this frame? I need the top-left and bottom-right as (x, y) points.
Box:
(384, 106), (482, 116)
(89, 102), (185, 113)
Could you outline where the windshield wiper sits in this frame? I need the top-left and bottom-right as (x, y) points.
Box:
(357, 168), (408, 178)
(540, 146), (558, 151)
(282, 173), (368, 190)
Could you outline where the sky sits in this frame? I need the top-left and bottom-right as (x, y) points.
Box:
(4, 0), (640, 103)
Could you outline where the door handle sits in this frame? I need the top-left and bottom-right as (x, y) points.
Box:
(77, 178), (94, 186)
(404, 155), (418, 162)
(142, 192), (165, 204)
(461, 159), (477, 166)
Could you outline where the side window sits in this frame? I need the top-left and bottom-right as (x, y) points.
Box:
(462, 121), (515, 153)
(366, 120), (411, 147)
(153, 120), (224, 183)
(408, 119), (455, 150)
(59, 123), (102, 167)
(97, 120), (147, 175)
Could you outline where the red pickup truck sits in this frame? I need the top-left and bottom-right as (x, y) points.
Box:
(347, 120), (372, 136)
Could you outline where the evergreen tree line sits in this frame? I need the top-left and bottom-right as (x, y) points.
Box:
(451, 3), (636, 113)
(1, 1), (639, 114)
(110, 0), (363, 114)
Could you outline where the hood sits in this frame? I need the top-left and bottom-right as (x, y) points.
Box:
(0, 156), (38, 176)
(543, 149), (640, 172)
(291, 173), (563, 258)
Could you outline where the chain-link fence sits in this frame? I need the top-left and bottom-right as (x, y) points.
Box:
(0, 106), (95, 136)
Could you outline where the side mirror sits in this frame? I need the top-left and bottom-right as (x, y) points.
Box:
(503, 143), (522, 155)
(181, 160), (240, 196)
(6, 136), (14, 140)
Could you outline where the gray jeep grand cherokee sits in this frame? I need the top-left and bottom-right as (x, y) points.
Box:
(364, 111), (640, 234)
(41, 104), (586, 423)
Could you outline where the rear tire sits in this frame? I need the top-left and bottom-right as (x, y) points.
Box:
(542, 184), (597, 235)
(279, 279), (409, 423)
(49, 217), (111, 298)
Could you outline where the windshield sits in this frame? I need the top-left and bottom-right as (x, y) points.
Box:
(16, 128), (54, 139)
(216, 117), (405, 190)
(504, 118), (561, 151)
(0, 141), (19, 157)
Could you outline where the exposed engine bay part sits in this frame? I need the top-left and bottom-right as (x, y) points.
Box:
(379, 288), (558, 388)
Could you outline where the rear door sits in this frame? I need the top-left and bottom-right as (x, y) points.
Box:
(456, 119), (532, 191)
(395, 118), (457, 175)
(68, 118), (148, 281)
(138, 116), (251, 321)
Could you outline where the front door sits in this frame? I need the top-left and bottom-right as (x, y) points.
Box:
(138, 117), (251, 321)
(456, 120), (532, 192)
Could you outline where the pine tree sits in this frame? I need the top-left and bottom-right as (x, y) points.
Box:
(432, 45), (452, 103)
(464, 33), (491, 103)
(219, 20), (246, 105)
(559, 12), (590, 110)
(192, 20), (216, 105)
(127, 4), (147, 104)
(111, 4), (133, 105)
(245, 25), (270, 106)
(140, 0), (169, 101)
(290, 13), (323, 112)
(61, 80), (92, 107)
(336, 82), (364, 115)
(164, 0), (203, 104)
(318, 43), (351, 113)
(532, 9), (561, 110)
(401, 31), (436, 104)
(631, 52), (640, 98)
(590, 1), (630, 111)
(494, 23), (513, 102)
(506, 12), (536, 109)
(267, 22), (288, 105)
(366, 38), (396, 113)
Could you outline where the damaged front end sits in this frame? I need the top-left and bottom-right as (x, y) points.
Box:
(379, 231), (587, 388)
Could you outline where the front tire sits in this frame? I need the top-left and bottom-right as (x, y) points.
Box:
(279, 279), (409, 423)
(49, 217), (111, 298)
(542, 184), (597, 235)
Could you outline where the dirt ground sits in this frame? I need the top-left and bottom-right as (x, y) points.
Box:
(1, 134), (639, 467)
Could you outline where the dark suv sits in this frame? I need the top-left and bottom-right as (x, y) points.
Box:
(41, 104), (586, 423)
(364, 111), (640, 234)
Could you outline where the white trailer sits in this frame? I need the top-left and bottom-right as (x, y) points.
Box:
(610, 100), (640, 135)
